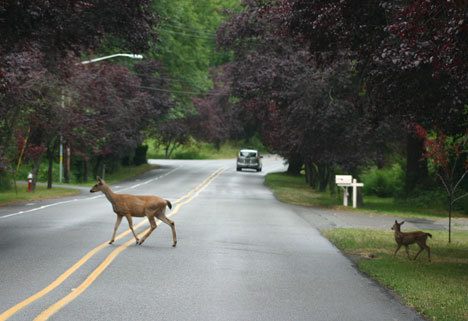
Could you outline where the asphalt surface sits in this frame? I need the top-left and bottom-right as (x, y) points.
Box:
(0, 157), (426, 321)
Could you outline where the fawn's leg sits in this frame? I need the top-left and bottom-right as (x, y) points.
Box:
(413, 243), (425, 261)
(414, 241), (430, 262)
(125, 215), (139, 244)
(138, 216), (157, 245)
(394, 244), (402, 257)
(404, 245), (410, 259)
(109, 215), (123, 244)
(158, 214), (177, 247)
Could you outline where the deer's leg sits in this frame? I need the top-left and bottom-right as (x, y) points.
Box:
(404, 245), (410, 259)
(109, 215), (123, 244)
(394, 244), (402, 257)
(158, 214), (177, 247)
(138, 216), (157, 245)
(125, 215), (139, 244)
(414, 242), (430, 262)
(413, 247), (424, 261)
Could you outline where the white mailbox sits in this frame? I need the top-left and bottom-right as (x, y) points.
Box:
(335, 175), (364, 208)
(335, 175), (353, 186)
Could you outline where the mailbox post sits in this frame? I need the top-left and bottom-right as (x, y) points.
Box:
(335, 175), (364, 208)
(351, 178), (364, 209)
(27, 172), (33, 192)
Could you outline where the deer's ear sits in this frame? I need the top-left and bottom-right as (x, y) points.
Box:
(97, 176), (102, 183)
(395, 220), (398, 224)
(400, 221), (405, 225)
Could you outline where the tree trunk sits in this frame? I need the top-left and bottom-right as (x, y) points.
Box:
(64, 146), (70, 183)
(47, 148), (54, 189)
(83, 157), (88, 183)
(304, 158), (312, 185)
(31, 157), (42, 192)
(448, 197), (452, 243)
(164, 144), (170, 159)
(93, 156), (102, 179)
(317, 163), (331, 192)
(287, 153), (303, 176)
(405, 132), (428, 194)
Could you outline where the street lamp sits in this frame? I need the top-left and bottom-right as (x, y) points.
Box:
(59, 53), (143, 183)
(80, 53), (143, 65)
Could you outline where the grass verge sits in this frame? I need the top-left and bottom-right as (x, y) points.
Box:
(96, 163), (158, 185)
(0, 185), (80, 207)
(324, 228), (468, 321)
(264, 172), (465, 219)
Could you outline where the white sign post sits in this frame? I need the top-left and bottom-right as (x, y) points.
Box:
(335, 175), (364, 208)
(351, 178), (364, 209)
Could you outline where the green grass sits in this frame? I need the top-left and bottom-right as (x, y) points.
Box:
(0, 185), (80, 206)
(95, 163), (158, 185)
(324, 228), (468, 321)
(146, 138), (267, 160)
(264, 172), (337, 207)
(265, 172), (466, 219)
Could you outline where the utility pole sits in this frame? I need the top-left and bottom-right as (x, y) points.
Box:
(58, 53), (143, 183)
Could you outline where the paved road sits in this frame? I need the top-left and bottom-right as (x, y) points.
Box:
(0, 158), (425, 321)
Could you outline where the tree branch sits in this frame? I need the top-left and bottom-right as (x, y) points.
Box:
(436, 172), (451, 195)
(452, 192), (468, 205)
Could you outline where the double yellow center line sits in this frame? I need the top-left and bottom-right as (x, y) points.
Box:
(0, 168), (224, 321)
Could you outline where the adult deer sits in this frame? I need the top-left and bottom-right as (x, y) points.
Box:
(90, 177), (177, 247)
(391, 220), (431, 262)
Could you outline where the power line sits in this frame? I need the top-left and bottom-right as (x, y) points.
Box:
(160, 26), (217, 37)
(160, 21), (218, 36)
(132, 85), (228, 97)
(132, 72), (211, 90)
(159, 29), (215, 40)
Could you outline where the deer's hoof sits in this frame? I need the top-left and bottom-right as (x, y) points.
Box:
(172, 241), (177, 247)
(109, 240), (114, 245)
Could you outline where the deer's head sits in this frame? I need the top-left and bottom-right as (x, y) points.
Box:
(391, 220), (404, 231)
(90, 177), (106, 193)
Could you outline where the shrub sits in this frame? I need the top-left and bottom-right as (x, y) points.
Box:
(361, 164), (404, 197)
(399, 189), (447, 209)
(0, 171), (11, 191)
(133, 145), (148, 165)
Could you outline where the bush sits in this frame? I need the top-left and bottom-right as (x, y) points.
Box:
(0, 171), (11, 191)
(399, 189), (447, 209)
(133, 145), (148, 165)
(459, 197), (468, 215)
(361, 164), (404, 197)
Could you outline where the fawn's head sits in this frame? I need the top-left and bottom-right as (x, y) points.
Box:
(90, 177), (106, 193)
(391, 220), (405, 231)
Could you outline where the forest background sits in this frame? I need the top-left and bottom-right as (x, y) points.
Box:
(0, 0), (466, 215)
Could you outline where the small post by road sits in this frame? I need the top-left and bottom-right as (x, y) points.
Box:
(351, 178), (364, 209)
(27, 172), (33, 192)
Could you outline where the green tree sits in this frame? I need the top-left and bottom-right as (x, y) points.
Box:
(150, 0), (239, 115)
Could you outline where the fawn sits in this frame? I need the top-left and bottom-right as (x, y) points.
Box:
(90, 177), (177, 247)
(391, 220), (432, 262)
